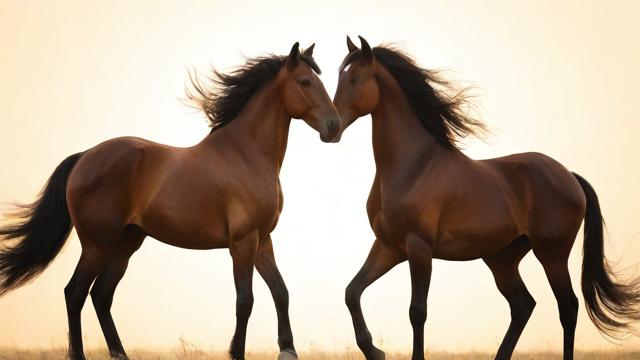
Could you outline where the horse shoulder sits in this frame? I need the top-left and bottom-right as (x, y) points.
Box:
(219, 163), (282, 239)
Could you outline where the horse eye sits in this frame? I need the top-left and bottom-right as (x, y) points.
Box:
(351, 75), (360, 84)
(298, 78), (311, 87)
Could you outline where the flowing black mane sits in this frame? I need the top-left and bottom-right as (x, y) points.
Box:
(187, 52), (320, 133)
(344, 46), (486, 149)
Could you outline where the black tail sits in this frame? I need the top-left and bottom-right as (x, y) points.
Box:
(573, 172), (640, 338)
(0, 152), (83, 295)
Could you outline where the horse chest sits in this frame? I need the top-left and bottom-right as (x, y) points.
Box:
(226, 188), (281, 237)
(211, 171), (281, 233)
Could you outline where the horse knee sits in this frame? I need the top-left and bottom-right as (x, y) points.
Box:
(345, 283), (361, 310)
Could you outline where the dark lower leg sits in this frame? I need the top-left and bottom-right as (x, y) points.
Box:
(408, 299), (427, 360)
(90, 259), (130, 358)
(407, 236), (432, 360)
(229, 238), (257, 360)
(229, 290), (253, 360)
(346, 239), (404, 360)
(255, 237), (295, 355)
(545, 264), (578, 360)
(534, 250), (578, 360)
(493, 275), (536, 360)
(484, 236), (534, 360)
(561, 298), (578, 360)
(90, 227), (143, 359)
(65, 281), (88, 360)
(65, 250), (108, 360)
(346, 282), (382, 359)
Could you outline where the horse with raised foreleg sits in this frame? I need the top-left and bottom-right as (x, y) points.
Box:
(332, 36), (640, 360)
(0, 42), (339, 360)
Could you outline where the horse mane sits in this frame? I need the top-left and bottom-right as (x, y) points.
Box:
(345, 45), (486, 149)
(187, 51), (321, 133)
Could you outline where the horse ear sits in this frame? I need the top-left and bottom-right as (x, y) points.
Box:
(358, 35), (373, 63)
(287, 42), (300, 71)
(346, 36), (358, 53)
(302, 43), (315, 57)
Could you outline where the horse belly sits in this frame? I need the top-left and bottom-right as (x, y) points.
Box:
(135, 184), (233, 250)
(432, 205), (520, 261)
(137, 209), (230, 250)
(433, 229), (518, 261)
(137, 191), (279, 250)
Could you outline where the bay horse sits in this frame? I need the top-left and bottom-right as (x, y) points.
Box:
(332, 36), (640, 360)
(0, 42), (339, 360)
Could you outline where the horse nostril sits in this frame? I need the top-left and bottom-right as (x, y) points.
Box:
(320, 119), (341, 143)
(328, 119), (340, 134)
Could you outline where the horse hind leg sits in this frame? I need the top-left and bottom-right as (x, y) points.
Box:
(228, 232), (261, 360)
(90, 225), (145, 359)
(254, 236), (297, 360)
(536, 254), (578, 359)
(483, 236), (536, 360)
(65, 245), (111, 360)
(532, 234), (579, 360)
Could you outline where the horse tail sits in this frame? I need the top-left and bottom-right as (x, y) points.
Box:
(573, 172), (640, 338)
(0, 152), (83, 295)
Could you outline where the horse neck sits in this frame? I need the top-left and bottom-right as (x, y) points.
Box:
(200, 83), (291, 173)
(371, 69), (454, 180)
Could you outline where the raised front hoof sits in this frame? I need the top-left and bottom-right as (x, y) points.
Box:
(365, 347), (385, 360)
(278, 349), (299, 360)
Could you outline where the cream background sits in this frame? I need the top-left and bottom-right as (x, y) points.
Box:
(1, 0), (639, 353)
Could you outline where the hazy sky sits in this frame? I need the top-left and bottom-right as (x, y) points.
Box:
(1, 0), (639, 353)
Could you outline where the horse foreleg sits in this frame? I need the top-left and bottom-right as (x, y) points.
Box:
(229, 233), (259, 360)
(406, 234), (432, 360)
(255, 236), (297, 360)
(345, 238), (405, 360)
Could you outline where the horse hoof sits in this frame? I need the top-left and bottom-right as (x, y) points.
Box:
(278, 349), (298, 360)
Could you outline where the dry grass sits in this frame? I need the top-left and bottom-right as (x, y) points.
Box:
(0, 341), (638, 360)
(2, 351), (639, 360)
